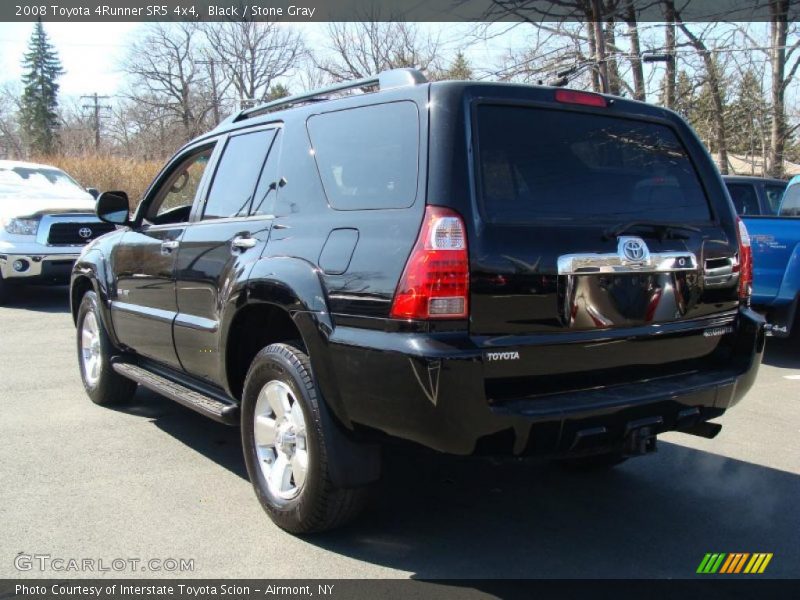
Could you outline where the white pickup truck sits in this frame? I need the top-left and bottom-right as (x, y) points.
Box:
(0, 160), (114, 303)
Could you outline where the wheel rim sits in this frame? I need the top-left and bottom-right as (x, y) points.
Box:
(253, 380), (309, 500)
(80, 311), (102, 388)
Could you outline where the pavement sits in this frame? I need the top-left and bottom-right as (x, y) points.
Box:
(1, 286), (798, 579)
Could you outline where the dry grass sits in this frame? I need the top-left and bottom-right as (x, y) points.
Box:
(32, 154), (162, 208)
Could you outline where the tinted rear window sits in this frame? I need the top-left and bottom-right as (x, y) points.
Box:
(476, 105), (711, 223)
(204, 130), (275, 219)
(307, 101), (419, 210)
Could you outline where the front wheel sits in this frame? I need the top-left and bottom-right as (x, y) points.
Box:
(76, 291), (137, 405)
(241, 342), (370, 533)
(0, 273), (11, 305)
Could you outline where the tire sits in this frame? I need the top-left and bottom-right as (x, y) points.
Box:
(557, 451), (628, 471)
(76, 290), (137, 405)
(241, 342), (370, 533)
(0, 273), (10, 305)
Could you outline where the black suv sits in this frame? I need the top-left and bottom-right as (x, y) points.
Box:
(71, 69), (765, 533)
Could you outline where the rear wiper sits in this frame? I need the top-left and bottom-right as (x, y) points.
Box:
(603, 220), (702, 241)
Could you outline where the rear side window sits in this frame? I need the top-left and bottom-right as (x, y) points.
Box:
(765, 184), (786, 214)
(780, 184), (800, 216)
(203, 129), (276, 220)
(307, 102), (419, 210)
(726, 184), (760, 215)
(476, 105), (711, 223)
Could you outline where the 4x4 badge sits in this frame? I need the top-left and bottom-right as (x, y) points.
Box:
(618, 236), (650, 263)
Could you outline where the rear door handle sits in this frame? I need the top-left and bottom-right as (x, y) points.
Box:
(231, 236), (257, 250)
(161, 240), (179, 254)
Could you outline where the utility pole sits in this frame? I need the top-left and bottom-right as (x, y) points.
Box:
(80, 93), (111, 151)
(195, 58), (220, 126)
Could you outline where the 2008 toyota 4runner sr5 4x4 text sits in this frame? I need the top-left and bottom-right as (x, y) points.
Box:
(71, 69), (765, 533)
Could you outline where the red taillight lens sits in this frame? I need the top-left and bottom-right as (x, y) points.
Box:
(554, 89), (608, 108)
(736, 217), (752, 301)
(390, 206), (469, 320)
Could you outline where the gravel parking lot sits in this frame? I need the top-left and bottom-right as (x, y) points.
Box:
(1, 286), (798, 579)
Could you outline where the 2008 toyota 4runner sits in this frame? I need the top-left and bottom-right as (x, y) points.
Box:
(70, 69), (765, 533)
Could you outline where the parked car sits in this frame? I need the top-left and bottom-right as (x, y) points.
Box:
(741, 175), (800, 336)
(70, 69), (765, 533)
(0, 160), (111, 304)
(723, 175), (787, 216)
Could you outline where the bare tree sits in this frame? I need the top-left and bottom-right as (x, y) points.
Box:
(106, 96), (186, 161)
(315, 22), (441, 81)
(662, 0), (677, 108)
(57, 97), (95, 156)
(122, 23), (211, 141)
(624, 0), (646, 100)
(203, 22), (305, 105)
(675, 20), (733, 173)
(0, 82), (24, 158)
(767, 0), (800, 177)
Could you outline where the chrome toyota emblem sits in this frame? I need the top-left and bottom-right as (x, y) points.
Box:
(618, 236), (649, 263)
(78, 227), (93, 239)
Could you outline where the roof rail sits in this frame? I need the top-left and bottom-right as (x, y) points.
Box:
(229, 68), (427, 124)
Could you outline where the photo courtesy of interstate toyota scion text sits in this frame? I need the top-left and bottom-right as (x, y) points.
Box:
(69, 68), (765, 533)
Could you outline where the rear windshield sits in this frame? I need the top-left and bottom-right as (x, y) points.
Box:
(476, 105), (712, 223)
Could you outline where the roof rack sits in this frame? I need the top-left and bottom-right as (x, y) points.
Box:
(228, 68), (427, 124)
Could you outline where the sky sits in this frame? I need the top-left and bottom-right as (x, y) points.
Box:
(0, 20), (794, 116)
(0, 22), (142, 96)
(0, 22), (483, 99)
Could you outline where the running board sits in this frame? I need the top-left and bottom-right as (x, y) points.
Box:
(112, 362), (239, 425)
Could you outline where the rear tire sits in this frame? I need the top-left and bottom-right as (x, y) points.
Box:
(557, 451), (628, 471)
(76, 291), (137, 405)
(241, 342), (371, 533)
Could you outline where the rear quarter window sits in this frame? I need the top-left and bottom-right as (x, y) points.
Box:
(476, 104), (712, 223)
(306, 101), (419, 210)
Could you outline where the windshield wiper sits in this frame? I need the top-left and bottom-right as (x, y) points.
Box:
(603, 220), (702, 241)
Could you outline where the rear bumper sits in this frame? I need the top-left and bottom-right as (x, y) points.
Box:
(327, 308), (765, 456)
(0, 253), (78, 284)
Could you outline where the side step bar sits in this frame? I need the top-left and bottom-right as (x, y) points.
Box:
(112, 362), (239, 425)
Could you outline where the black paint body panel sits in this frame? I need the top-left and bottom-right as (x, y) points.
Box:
(71, 80), (765, 457)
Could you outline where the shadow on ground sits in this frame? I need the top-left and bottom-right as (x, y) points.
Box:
(762, 336), (800, 369)
(119, 386), (800, 579)
(1, 285), (71, 313)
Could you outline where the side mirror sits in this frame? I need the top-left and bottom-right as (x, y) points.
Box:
(87, 187), (100, 199)
(96, 191), (130, 225)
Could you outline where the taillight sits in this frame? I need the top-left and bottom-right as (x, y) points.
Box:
(554, 89), (608, 108)
(735, 217), (752, 302)
(389, 206), (469, 320)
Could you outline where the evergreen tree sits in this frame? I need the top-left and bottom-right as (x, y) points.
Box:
(19, 21), (64, 155)
(266, 84), (290, 101)
(445, 52), (473, 80)
(668, 71), (696, 121)
(728, 69), (769, 157)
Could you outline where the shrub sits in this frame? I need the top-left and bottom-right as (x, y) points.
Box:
(31, 154), (162, 209)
